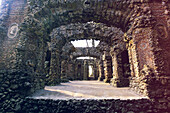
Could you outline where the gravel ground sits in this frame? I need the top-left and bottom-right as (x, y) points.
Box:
(30, 80), (148, 100)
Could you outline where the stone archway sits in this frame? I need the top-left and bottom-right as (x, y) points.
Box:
(16, 0), (138, 80)
(47, 22), (124, 84)
(60, 42), (102, 82)
(71, 47), (101, 59)
(28, 0), (135, 32)
(0, 0), (170, 112)
(15, 0), (169, 106)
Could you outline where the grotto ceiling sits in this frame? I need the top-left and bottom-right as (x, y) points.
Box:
(62, 46), (102, 60)
(49, 21), (125, 51)
(15, 0), (162, 89)
(19, 0), (154, 65)
(20, 0), (153, 43)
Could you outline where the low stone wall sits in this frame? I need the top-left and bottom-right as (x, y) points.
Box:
(20, 98), (167, 113)
(130, 76), (170, 112)
(0, 70), (170, 113)
(0, 70), (45, 112)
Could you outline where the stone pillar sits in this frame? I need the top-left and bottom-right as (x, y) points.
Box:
(74, 61), (78, 80)
(77, 62), (82, 80)
(81, 62), (84, 80)
(83, 60), (89, 80)
(103, 51), (113, 83)
(61, 60), (69, 82)
(131, 25), (170, 103)
(66, 60), (74, 80)
(93, 63), (98, 80)
(95, 60), (99, 79)
(143, 2), (170, 109)
(98, 58), (105, 81)
(125, 23), (170, 101)
(126, 27), (155, 95)
(110, 49), (129, 87)
(48, 49), (61, 85)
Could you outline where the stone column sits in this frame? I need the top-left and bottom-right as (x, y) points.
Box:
(83, 60), (89, 80)
(103, 51), (113, 83)
(77, 62), (82, 80)
(74, 61), (78, 80)
(81, 61), (84, 80)
(110, 48), (129, 87)
(95, 60), (99, 80)
(125, 24), (170, 100)
(66, 60), (74, 80)
(48, 49), (61, 85)
(98, 58), (105, 81)
(96, 62), (99, 80)
(93, 63), (98, 80)
(61, 60), (69, 82)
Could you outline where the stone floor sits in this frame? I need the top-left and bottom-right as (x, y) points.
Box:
(30, 81), (148, 100)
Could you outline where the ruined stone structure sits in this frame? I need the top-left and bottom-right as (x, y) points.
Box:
(0, 0), (170, 112)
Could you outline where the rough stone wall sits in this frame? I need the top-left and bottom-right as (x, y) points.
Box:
(0, 0), (27, 69)
(98, 57), (105, 81)
(25, 0), (133, 31)
(0, 0), (170, 112)
(91, 60), (99, 80)
(72, 47), (101, 59)
(103, 50), (113, 83)
(129, 28), (155, 95)
(110, 49), (130, 87)
(148, 0), (170, 109)
(0, 0), (48, 95)
(72, 59), (98, 80)
(0, 70), (33, 112)
(75, 60), (84, 80)
(0, 0), (35, 112)
(125, 1), (170, 110)
(49, 22), (122, 84)
(66, 61), (76, 80)
(19, 98), (169, 113)
(50, 22), (123, 43)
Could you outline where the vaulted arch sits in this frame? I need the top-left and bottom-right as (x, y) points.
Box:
(27, 0), (134, 32)
(46, 21), (125, 85)
(1, 1), (170, 112)
(17, 0), (154, 79)
(50, 21), (124, 50)
(15, 0), (168, 102)
(71, 47), (101, 59)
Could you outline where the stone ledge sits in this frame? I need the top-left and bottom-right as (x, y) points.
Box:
(18, 98), (169, 113)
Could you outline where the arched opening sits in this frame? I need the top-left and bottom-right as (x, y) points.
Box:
(75, 56), (99, 80)
(58, 38), (103, 82)
(121, 50), (131, 79)
(1, 0), (169, 112)
(45, 50), (51, 74)
(71, 39), (100, 47)
(26, 20), (137, 100)
(77, 64), (82, 80)
(1, 0), (158, 104)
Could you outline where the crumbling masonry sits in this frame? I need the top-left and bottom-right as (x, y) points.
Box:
(0, 0), (170, 112)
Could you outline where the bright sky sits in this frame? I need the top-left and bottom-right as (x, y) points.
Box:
(74, 40), (99, 60)
(71, 39), (100, 47)
(0, 0), (2, 6)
